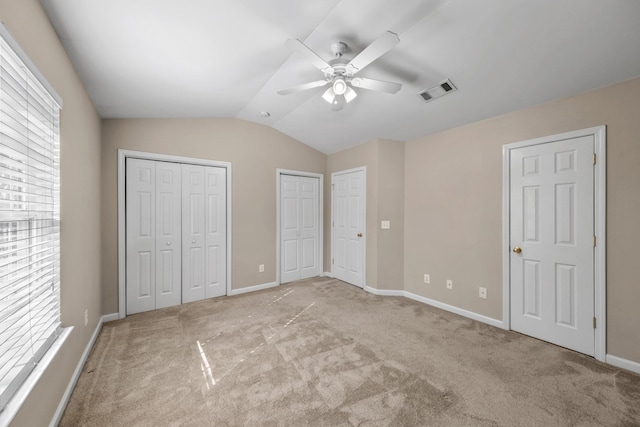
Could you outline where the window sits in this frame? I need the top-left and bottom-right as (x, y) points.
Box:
(0, 26), (62, 411)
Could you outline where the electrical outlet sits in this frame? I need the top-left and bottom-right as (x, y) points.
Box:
(84, 309), (88, 327)
(381, 220), (391, 229)
(259, 264), (264, 273)
(479, 287), (487, 299)
(423, 274), (430, 284)
(446, 280), (453, 290)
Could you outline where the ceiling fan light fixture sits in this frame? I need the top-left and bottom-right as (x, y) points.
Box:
(344, 86), (357, 103)
(322, 87), (336, 104)
(332, 77), (347, 95)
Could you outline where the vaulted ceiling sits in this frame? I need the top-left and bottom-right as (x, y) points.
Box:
(41, 0), (640, 154)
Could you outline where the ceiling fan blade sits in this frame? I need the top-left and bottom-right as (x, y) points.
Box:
(278, 80), (329, 95)
(351, 77), (402, 94)
(345, 31), (400, 75)
(286, 39), (334, 74)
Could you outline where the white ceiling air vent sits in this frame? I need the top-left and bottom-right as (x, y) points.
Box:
(418, 79), (457, 103)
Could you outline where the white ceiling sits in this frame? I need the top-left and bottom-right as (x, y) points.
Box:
(41, 0), (640, 154)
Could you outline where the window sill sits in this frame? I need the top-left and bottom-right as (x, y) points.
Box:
(0, 327), (73, 427)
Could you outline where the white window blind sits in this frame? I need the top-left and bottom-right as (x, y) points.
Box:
(0, 28), (62, 411)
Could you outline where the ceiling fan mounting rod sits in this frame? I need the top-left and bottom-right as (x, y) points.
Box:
(331, 41), (347, 58)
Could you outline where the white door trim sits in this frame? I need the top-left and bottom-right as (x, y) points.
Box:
(331, 166), (367, 288)
(118, 149), (233, 319)
(276, 169), (323, 285)
(502, 126), (606, 361)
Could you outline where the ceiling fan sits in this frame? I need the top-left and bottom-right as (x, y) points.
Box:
(278, 31), (403, 111)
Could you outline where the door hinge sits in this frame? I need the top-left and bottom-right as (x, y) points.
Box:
(593, 153), (596, 165)
(332, 258), (334, 265)
(593, 317), (597, 329)
(331, 184), (335, 189)
(593, 235), (596, 247)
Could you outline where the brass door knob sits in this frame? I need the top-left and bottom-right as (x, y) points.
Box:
(513, 246), (522, 254)
(357, 233), (363, 237)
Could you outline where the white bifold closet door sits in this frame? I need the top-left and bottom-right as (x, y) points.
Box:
(182, 164), (227, 303)
(281, 175), (320, 283)
(126, 159), (182, 314)
(126, 159), (226, 315)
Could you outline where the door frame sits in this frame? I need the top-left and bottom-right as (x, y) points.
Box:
(276, 169), (324, 285)
(501, 126), (606, 361)
(331, 167), (367, 288)
(118, 149), (233, 319)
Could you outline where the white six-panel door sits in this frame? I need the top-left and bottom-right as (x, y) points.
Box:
(510, 135), (595, 355)
(281, 175), (320, 283)
(332, 169), (365, 287)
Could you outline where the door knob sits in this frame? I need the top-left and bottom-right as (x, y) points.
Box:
(166, 241), (171, 246)
(357, 233), (363, 237)
(513, 246), (522, 254)
(192, 239), (196, 244)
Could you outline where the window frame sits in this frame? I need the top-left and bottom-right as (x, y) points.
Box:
(0, 22), (64, 418)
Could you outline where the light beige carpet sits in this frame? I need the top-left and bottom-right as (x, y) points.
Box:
(60, 278), (640, 426)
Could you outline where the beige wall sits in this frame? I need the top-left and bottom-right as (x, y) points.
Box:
(376, 140), (405, 291)
(0, 1), (103, 426)
(404, 77), (640, 363)
(100, 118), (326, 313)
(325, 139), (405, 290)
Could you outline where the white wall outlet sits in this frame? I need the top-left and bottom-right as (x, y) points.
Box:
(259, 264), (264, 273)
(479, 287), (487, 299)
(381, 220), (391, 229)
(446, 280), (453, 290)
(84, 309), (88, 327)
(423, 274), (430, 284)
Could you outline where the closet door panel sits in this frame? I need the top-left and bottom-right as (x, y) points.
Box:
(155, 161), (182, 309)
(299, 177), (319, 279)
(205, 167), (227, 298)
(280, 175), (300, 283)
(126, 158), (156, 315)
(182, 164), (206, 303)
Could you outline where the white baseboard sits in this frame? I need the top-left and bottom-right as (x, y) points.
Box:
(402, 291), (505, 329)
(230, 281), (278, 296)
(49, 313), (115, 427)
(360, 286), (505, 329)
(322, 271), (333, 278)
(364, 286), (404, 297)
(606, 354), (640, 375)
(102, 313), (119, 323)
